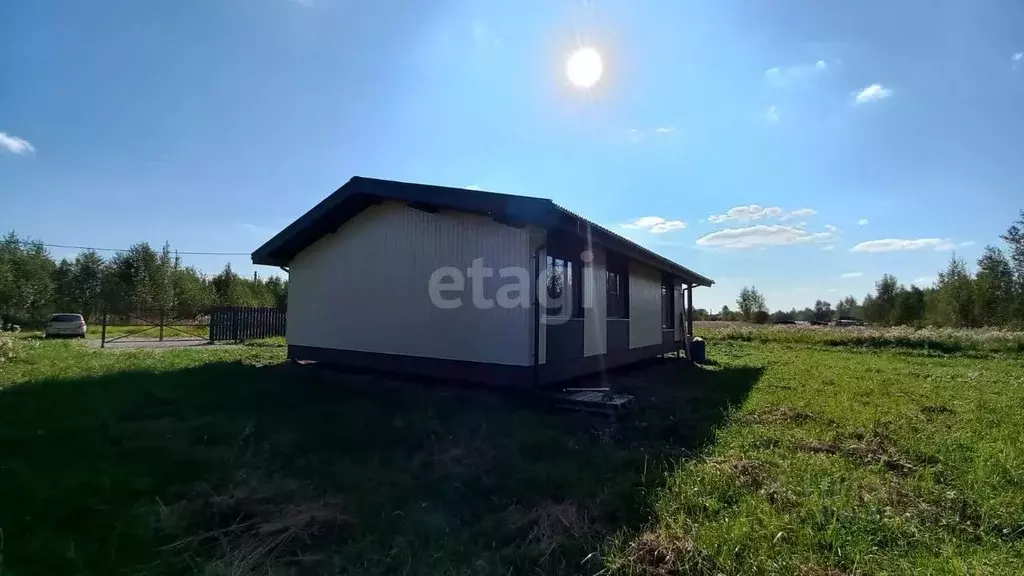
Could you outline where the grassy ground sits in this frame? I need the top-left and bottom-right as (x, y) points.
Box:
(0, 337), (1022, 574)
(696, 321), (1024, 354)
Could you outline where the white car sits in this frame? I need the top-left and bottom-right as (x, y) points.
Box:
(45, 313), (87, 338)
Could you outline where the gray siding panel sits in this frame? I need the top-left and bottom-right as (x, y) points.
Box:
(287, 202), (533, 366)
(628, 261), (662, 349)
(583, 247), (607, 356)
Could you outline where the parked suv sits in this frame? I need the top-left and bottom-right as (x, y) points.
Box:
(45, 313), (87, 338)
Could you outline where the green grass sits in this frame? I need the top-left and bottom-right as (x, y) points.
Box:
(0, 338), (1022, 574)
(697, 321), (1024, 354)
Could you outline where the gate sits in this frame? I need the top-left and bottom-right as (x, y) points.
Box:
(209, 306), (286, 342)
(100, 306), (285, 347)
(100, 308), (211, 347)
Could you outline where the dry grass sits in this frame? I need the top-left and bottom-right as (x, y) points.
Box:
(157, 472), (352, 573)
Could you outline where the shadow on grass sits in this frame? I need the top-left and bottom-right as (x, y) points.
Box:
(0, 357), (761, 575)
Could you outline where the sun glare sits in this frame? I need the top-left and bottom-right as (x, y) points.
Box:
(566, 47), (603, 88)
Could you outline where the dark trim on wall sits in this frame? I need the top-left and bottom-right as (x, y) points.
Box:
(537, 341), (680, 384)
(662, 329), (676, 345)
(546, 318), (584, 362)
(290, 345), (533, 386)
(606, 319), (630, 353)
(289, 339), (681, 388)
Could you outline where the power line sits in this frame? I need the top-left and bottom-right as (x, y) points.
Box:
(13, 240), (250, 256)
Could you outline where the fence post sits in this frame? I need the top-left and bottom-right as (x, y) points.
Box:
(101, 309), (108, 348)
(159, 309), (165, 342)
(209, 307), (215, 343)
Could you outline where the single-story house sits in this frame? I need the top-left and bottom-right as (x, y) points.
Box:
(252, 177), (713, 386)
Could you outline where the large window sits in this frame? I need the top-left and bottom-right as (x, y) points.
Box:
(546, 255), (579, 317)
(661, 280), (675, 329)
(606, 265), (628, 319)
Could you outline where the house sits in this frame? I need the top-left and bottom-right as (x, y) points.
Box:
(252, 177), (713, 386)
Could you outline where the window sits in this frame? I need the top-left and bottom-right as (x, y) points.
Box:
(606, 266), (628, 319)
(546, 255), (579, 317)
(661, 281), (675, 329)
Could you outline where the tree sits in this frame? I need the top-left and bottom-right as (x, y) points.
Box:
(893, 285), (926, 326)
(795, 307), (816, 322)
(872, 274), (899, 325)
(71, 250), (105, 320)
(836, 296), (859, 319)
(51, 258), (76, 312)
(736, 286), (767, 322)
(813, 299), (833, 323)
(974, 246), (1015, 326)
(935, 254), (974, 327)
(999, 210), (1024, 323)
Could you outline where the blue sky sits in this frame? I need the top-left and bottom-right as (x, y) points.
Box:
(2, 0), (1023, 311)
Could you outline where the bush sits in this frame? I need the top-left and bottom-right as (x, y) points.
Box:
(0, 333), (20, 363)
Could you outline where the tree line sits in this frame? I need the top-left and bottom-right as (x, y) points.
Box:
(0, 232), (286, 326)
(704, 210), (1024, 328)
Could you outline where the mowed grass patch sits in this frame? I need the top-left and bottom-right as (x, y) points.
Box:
(607, 341), (1024, 575)
(0, 338), (757, 575)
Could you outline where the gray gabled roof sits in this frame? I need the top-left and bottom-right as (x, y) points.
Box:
(251, 177), (713, 287)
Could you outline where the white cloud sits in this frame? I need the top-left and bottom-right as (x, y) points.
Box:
(824, 224), (839, 232)
(840, 272), (864, 278)
(914, 276), (936, 286)
(787, 208), (817, 219)
(764, 105), (780, 123)
(654, 126), (676, 134)
(850, 238), (952, 252)
(628, 128), (644, 143)
(858, 218), (869, 226)
(709, 205), (816, 224)
(622, 216), (687, 234)
(765, 61), (828, 87)
(822, 245), (836, 251)
(958, 241), (975, 247)
(0, 132), (35, 154)
(696, 224), (835, 249)
(853, 83), (894, 105)
(708, 205), (782, 223)
(1014, 52), (1024, 61)
(465, 184), (485, 191)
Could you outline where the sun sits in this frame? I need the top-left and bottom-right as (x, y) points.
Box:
(566, 47), (603, 88)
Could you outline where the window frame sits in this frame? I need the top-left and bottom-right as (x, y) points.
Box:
(605, 257), (629, 319)
(545, 254), (582, 318)
(661, 278), (676, 329)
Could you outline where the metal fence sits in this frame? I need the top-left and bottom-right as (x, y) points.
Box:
(100, 306), (285, 346)
(209, 306), (286, 342)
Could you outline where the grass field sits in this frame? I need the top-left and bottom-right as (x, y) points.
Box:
(1, 335), (1022, 574)
(696, 321), (1024, 355)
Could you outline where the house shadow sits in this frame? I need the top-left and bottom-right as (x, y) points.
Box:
(0, 357), (762, 575)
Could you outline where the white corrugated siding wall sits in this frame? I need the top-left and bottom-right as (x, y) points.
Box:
(287, 202), (534, 366)
(628, 260), (663, 349)
(583, 246), (607, 356)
